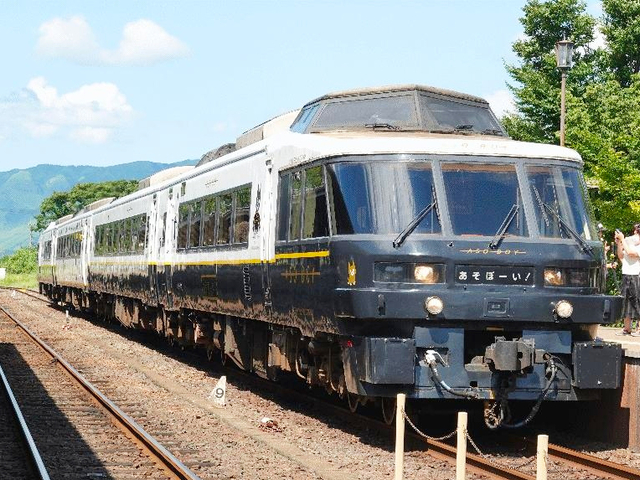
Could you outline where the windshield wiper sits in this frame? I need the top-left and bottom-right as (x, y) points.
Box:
(393, 201), (437, 249)
(364, 122), (399, 131)
(532, 186), (595, 257)
(481, 128), (504, 136)
(489, 204), (519, 249)
(455, 124), (474, 130)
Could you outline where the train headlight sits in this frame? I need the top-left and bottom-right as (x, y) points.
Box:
(544, 268), (563, 286)
(425, 296), (444, 315)
(374, 262), (444, 284)
(555, 300), (573, 318)
(414, 265), (436, 283)
(544, 268), (590, 287)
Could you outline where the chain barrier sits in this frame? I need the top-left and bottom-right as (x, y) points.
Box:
(400, 408), (547, 474)
(401, 408), (457, 442)
(466, 428), (537, 472)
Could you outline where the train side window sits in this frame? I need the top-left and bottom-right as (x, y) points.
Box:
(302, 166), (329, 238)
(217, 193), (233, 245)
(289, 171), (303, 240)
(203, 197), (216, 246)
(178, 204), (189, 249)
(160, 213), (167, 248)
(190, 201), (202, 248)
(233, 186), (251, 244)
(139, 215), (148, 252)
(277, 174), (291, 241)
(124, 218), (133, 253)
(131, 216), (140, 253)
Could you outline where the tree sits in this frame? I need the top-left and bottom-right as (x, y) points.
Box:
(33, 180), (139, 232)
(505, 0), (599, 144)
(504, 0), (640, 231)
(601, 0), (640, 87)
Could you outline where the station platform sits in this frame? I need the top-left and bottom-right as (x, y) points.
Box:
(597, 326), (640, 358)
(590, 326), (640, 450)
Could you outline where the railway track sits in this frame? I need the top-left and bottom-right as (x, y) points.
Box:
(6, 287), (640, 479)
(0, 302), (200, 480)
(0, 357), (49, 479)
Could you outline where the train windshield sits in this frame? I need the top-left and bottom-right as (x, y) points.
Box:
(527, 165), (597, 240)
(327, 162), (441, 235)
(441, 163), (528, 237)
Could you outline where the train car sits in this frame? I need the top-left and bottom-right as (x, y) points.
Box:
(38, 84), (623, 428)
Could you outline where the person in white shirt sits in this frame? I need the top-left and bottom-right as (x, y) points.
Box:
(615, 224), (640, 335)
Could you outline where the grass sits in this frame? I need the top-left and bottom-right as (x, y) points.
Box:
(0, 272), (38, 289)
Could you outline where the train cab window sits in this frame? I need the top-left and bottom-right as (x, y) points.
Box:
(442, 163), (528, 237)
(217, 193), (233, 245)
(203, 197), (216, 246)
(289, 172), (303, 240)
(303, 166), (329, 238)
(190, 202), (202, 248)
(527, 165), (597, 240)
(327, 161), (441, 235)
(178, 204), (189, 249)
(277, 175), (291, 241)
(233, 186), (251, 244)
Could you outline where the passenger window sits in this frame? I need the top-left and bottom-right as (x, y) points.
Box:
(289, 172), (303, 240)
(139, 215), (147, 252)
(178, 204), (189, 249)
(190, 202), (202, 248)
(303, 166), (329, 238)
(203, 197), (216, 246)
(217, 194), (232, 245)
(277, 174), (291, 241)
(234, 186), (251, 244)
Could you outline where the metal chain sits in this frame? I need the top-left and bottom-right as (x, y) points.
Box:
(401, 408), (551, 474)
(466, 429), (537, 471)
(401, 408), (457, 442)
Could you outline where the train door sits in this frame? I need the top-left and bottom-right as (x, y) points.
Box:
(259, 158), (275, 316)
(271, 164), (332, 325)
(158, 187), (177, 309)
(81, 218), (91, 287)
(147, 194), (159, 305)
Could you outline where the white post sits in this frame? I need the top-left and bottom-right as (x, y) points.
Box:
(456, 412), (467, 480)
(537, 434), (549, 480)
(394, 394), (406, 480)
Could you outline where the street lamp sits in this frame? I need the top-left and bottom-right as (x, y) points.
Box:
(555, 38), (574, 146)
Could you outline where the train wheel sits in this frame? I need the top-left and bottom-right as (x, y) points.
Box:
(347, 393), (359, 413)
(381, 397), (396, 425)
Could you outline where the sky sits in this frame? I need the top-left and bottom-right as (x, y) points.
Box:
(0, 1), (602, 172)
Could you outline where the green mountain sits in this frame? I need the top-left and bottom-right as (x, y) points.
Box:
(0, 160), (196, 256)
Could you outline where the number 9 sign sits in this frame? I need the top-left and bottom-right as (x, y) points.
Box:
(208, 376), (227, 407)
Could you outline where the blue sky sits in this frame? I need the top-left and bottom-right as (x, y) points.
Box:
(0, 1), (601, 172)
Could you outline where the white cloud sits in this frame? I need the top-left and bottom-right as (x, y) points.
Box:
(0, 77), (134, 144)
(35, 16), (189, 66)
(485, 89), (515, 118)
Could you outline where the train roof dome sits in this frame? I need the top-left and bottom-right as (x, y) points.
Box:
(289, 84), (506, 137)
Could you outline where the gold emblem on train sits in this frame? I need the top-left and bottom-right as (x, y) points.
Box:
(347, 260), (357, 286)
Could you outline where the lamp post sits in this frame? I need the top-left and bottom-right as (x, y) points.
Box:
(555, 38), (574, 146)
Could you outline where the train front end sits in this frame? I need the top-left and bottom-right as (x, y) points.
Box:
(285, 85), (623, 428)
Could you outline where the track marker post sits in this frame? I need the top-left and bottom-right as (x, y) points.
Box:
(394, 393), (406, 480)
(208, 375), (227, 407)
(456, 411), (467, 480)
(536, 434), (548, 480)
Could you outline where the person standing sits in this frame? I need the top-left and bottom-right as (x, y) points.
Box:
(615, 224), (640, 335)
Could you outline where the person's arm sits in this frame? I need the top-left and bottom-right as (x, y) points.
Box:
(615, 231), (625, 261)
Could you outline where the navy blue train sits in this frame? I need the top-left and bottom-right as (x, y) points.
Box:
(38, 85), (622, 428)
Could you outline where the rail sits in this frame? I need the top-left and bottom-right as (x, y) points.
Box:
(0, 361), (51, 479)
(0, 304), (201, 480)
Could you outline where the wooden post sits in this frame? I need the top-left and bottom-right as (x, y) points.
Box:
(456, 412), (467, 480)
(537, 434), (549, 480)
(394, 394), (406, 480)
